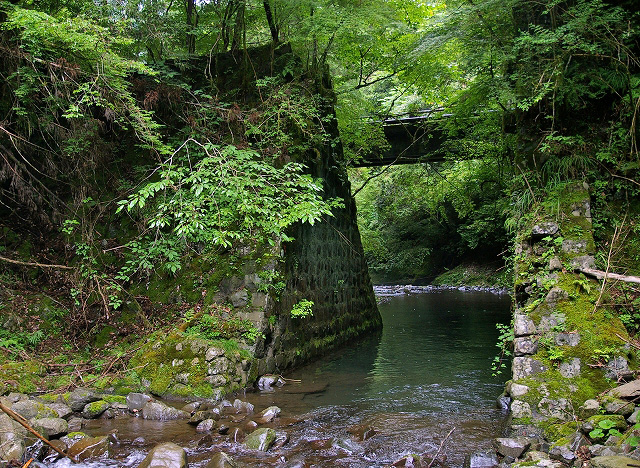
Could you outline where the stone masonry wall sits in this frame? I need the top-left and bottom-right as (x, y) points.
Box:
(505, 182), (635, 454)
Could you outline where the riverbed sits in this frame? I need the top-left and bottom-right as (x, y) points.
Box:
(77, 289), (512, 467)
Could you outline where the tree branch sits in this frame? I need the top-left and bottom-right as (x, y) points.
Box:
(0, 255), (73, 270)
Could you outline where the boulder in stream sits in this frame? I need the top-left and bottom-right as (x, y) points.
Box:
(255, 406), (280, 424)
(82, 400), (110, 419)
(204, 451), (238, 468)
(67, 435), (111, 460)
(67, 388), (101, 412)
(463, 450), (498, 468)
(31, 417), (68, 438)
(142, 401), (190, 420)
(138, 442), (188, 468)
(0, 413), (25, 463)
(244, 428), (276, 451)
(127, 393), (154, 411)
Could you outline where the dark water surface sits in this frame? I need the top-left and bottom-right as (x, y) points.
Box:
(75, 290), (512, 467)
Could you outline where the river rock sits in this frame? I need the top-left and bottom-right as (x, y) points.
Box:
(608, 379), (640, 400)
(67, 388), (101, 412)
(46, 439), (68, 459)
(189, 409), (221, 424)
(255, 406), (280, 423)
(82, 400), (110, 419)
(0, 413), (24, 463)
(127, 393), (154, 411)
(196, 419), (217, 433)
(390, 453), (421, 466)
(521, 450), (564, 467)
(32, 417), (68, 438)
(142, 401), (190, 420)
(67, 435), (111, 460)
(181, 402), (201, 413)
(257, 375), (285, 390)
(463, 451), (499, 468)
(628, 407), (640, 424)
(233, 399), (254, 413)
(138, 442), (187, 468)
(588, 455), (640, 467)
(205, 452), (238, 468)
(229, 428), (245, 443)
(47, 403), (73, 419)
(272, 430), (289, 450)
(11, 400), (57, 420)
(244, 428), (276, 451)
(494, 437), (530, 459)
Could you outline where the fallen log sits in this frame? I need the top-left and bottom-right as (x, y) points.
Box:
(579, 267), (640, 285)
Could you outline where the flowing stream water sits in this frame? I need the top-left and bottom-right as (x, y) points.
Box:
(69, 289), (511, 467)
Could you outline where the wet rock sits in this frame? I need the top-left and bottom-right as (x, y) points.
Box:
(205, 452), (238, 468)
(142, 401), (190, 420)
(47, 403), (73, 420)
(233, 399), (254, 413)
(133, 437), (147, 446)
(510, 400), (532, 419)
(127, 393), (154, 411)
(60, 431), (89, 446)
(67, 388), (101, 412)
(196, 419), (217, 433)
(493, 437), (530, 459)
(46, 439), (67, 459)
(82, 400), (110, 419)
(257, 375), (285, 390)
(332, 438), (362, 455)
(138, 442), (187, 468)
(309, 439), (333, 450)
(390, 453), (421, 467)
(559, 358), (581, 378)
(496, 394), (510, 411)
(589, 455), (640, 467)
(244, 428), (276, 451)
(67, 417), (84, 432)
(512, 357), (547, 380)
(182, 402), (201, 414)
(243, 420), (258, 432)
(229, 428), (245, 443)
(272, 430), (289, 450)
(514, 337), (538, 356)
(255, 406), (281, 424)
(0, 413), (25, 463)
(628, 407), (640, 424)
(189, 409), (221, 424)
(514, 314), (536, 337)
(11, 400), (57, 420)
(218, 424), (230, 435)
(463, 451), (499, 468)
(67, 435), (110, 460)
(32, 418), (68, 438)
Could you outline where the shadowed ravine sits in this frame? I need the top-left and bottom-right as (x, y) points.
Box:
(71, 289), (511, 467)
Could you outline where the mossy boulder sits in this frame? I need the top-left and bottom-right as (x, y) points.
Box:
(81, 400), (110, 419)
(244, 428), (276, 451)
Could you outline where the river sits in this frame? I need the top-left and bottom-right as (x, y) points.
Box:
(73, 289), (511, 467)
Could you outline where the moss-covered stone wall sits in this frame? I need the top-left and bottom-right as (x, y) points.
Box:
(506, 181), (635, 442)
